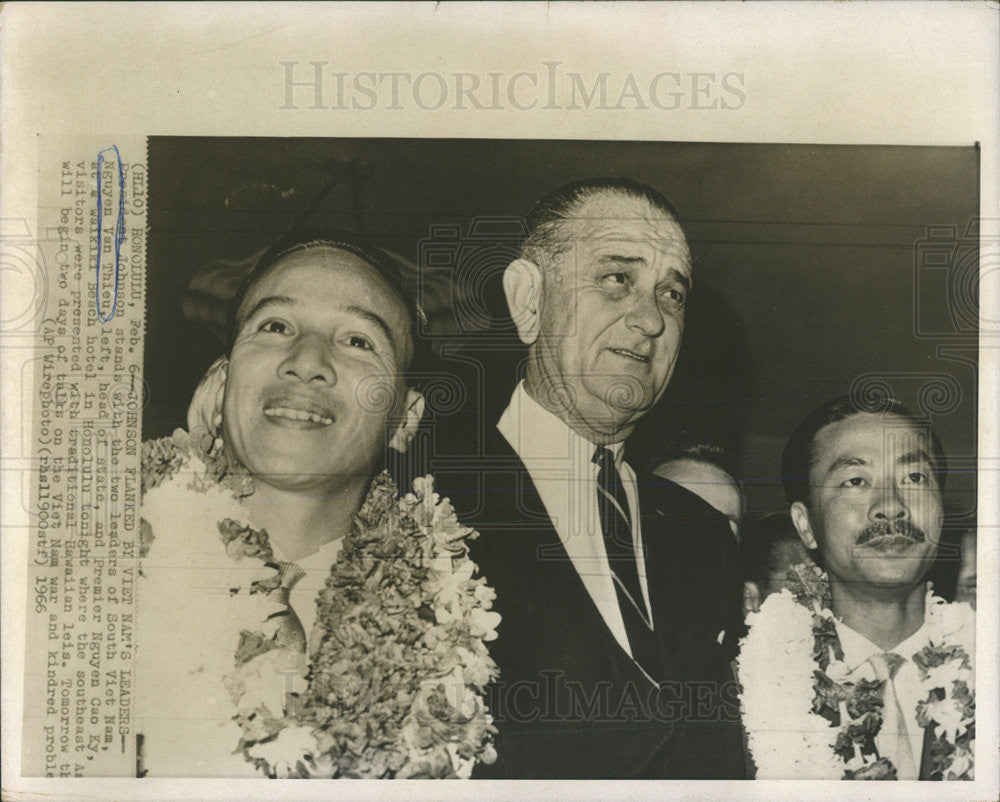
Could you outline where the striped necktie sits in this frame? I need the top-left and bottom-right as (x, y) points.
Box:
(272, 561), (307, 653)
(593, 447), (656, 669)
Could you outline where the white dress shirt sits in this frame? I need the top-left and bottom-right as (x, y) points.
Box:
(497, 380), (651, 659)
(271, 536), (343, 650)
(838, 618), (930, 777)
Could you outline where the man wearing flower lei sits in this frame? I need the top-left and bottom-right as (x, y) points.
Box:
(138, 231), (501, 778)
(738, 395), (975, 780)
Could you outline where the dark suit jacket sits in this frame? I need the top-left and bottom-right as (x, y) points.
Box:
(435, 423), (746, 779)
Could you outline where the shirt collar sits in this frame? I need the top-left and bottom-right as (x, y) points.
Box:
(271, 534), (344, 571)
(498, 380), (624, 469)
(837, 615), (932, 673)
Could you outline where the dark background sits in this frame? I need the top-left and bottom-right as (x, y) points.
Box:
(145, 137), (978, 521)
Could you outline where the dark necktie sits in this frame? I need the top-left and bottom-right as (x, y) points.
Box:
(593, 447), (657, 671)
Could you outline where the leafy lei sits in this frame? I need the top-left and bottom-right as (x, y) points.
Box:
(738, 562), (974, 781)
(138, 428), (501, 779)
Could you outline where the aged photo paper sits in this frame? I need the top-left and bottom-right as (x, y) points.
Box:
(2, 3), (997, 801)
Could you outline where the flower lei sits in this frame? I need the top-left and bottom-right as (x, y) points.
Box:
(243, 472), (502, 778)
(738, 562), (975, 780)
(138, 428), (500, 778)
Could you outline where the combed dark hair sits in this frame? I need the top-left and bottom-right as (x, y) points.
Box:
(519, 177), (683, 267)
(653, 440), (746, 519)
(226, 228), (429, 385)
(741, 510), (812, 581)
(780, 394), (947, 505)
(655, 442), (740, 482)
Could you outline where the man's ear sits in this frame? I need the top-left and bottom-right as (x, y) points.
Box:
(388, 387), (426, 453)
(187, 355), (229, 436)
(789, 501), (818, 551)
(503, 258), (542, 346)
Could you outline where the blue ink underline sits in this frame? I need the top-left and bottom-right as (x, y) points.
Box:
(95, 145), (124, 323)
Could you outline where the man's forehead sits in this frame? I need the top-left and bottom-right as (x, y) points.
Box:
(813, 413), (932, 467)
(659, 458), (734, 486)
(570, 191), (684, 234)
(237, 248), (413, 353)
(243, 248), (402, 314)
(559, 192), (691, 269)
(252, 246), (381, 290)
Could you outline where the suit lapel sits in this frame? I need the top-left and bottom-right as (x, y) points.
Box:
(483, 428), (664, 685)
(636, 476), (685, 678)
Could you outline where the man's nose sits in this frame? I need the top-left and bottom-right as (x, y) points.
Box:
(278, 334), (337, 385)
(625, 292), (666, 338)
(871, 483), (908, 521)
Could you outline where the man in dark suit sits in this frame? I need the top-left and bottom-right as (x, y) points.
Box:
(438, 178), (745, 778)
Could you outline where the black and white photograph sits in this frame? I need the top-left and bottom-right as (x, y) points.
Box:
(1, 3), (996, 801)
(136, 137), (980, 780)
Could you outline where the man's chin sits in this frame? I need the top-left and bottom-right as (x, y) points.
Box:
(247, 452), (341, 488)
(253, 467), (375, 493)
(252, 468), (323, 491)
(853, 559), (935, 591)
(593, 378), (661, 414)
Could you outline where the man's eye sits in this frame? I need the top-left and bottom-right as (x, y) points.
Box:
(659, 286), (687, 309)
(348, 335), (374, 351)
(841, 477), (868, 488)
(903, 471), (929, 485)
(601, 272), (629, 287)
(259, 320), (288, 334)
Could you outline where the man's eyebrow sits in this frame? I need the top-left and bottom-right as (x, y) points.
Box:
(240, 297), (399, 353)
(345, 304), (398, 352)
(597, 254), (646, 267)
(595, 255), (692, 291)
(664, 267), (691, 292)
(898, 449), (933, 466)
(826, 451), (934, 475)
(241, 295), (294, 324)
(826, 455), (868, 473)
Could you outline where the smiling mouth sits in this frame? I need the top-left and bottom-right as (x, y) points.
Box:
(609, 348), (650, 364)
(264, 406), (334, 426)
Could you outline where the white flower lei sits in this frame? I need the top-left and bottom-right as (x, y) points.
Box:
(137, 429), (500, 779)
(137, 431), (283, 777)
(738, 566), (975, 780)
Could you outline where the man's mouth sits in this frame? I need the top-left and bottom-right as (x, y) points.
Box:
(861, 535), (919, 553)
(856, 520), (925, 547)
(609, 347), (650, 364)
(263, 405), (334, 426)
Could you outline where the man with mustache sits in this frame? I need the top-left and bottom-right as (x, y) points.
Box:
(445, 178), (745, 778)
(755, 394), (972, 779)
(783, 396), (943, 621)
